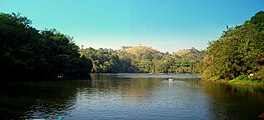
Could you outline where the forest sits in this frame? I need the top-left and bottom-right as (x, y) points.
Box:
(0, 13), (93, 80)
(0, 12), (203, 80)
(80, 46), (204, 73)
(1, 11), (264, 83)
(199, 11), (264, 83)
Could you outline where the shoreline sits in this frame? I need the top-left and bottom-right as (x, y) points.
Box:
(202, 78), (264, 86)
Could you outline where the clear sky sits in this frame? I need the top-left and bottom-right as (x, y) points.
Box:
(1, 0), (264, 53)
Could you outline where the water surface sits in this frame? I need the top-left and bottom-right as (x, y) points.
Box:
(0, 73), (263, 120)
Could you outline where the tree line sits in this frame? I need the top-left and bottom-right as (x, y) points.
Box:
(0, 12), (204, 81)
(0, 13), (93, 80)
(80, 46), (204, 74)
(4, 11), (262, 82)
(199, 11), (264, 81)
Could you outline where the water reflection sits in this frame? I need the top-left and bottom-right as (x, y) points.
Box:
(81, 74), (164, 102)
(0, 80), (79, 119)
(1, 74), (264, 120)
(70, 75), (207, 120)
(201, 81), (264, 120)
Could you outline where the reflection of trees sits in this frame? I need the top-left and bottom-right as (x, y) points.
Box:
(0, 80), (83, 119)
(201, 81), (264, 120)
(1, 74), (205, 119)
(88, 73), (163, 101)
(119, 78), (162, 101)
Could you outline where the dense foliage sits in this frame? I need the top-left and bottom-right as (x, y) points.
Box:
(200, 11), (264, 81)
(80, 46), (204, 73)
(0, 13), (93, 80)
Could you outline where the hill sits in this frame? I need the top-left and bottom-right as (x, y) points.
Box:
(122, 46), (161, 55)
(81, 45), (204, 73)
(173, 47), (204, 61)
(173, 47), (200, 56)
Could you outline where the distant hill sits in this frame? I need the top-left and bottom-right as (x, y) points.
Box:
(122, 45), (161, 55)
(173, 47), (200, 56)
(121, 46), (204, 61)
(173, 47), (204, 61)
(81, 45), (204, 73)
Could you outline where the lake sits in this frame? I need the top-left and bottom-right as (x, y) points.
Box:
(0, 73), (264, 120)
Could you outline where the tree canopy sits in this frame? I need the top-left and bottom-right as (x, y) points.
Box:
(200, 11), (264, 81)
(80, 46), (204, 74)
(0, 12), (93, 80)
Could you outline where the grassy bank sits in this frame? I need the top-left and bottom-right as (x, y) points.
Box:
(204, 75), (264, 86)
(228, 75), (264, 86)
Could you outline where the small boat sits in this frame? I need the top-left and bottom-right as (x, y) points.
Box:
(168, 78), (174, 82)
(57, 74), (64, 79)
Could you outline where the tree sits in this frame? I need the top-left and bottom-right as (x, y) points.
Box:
(201, 11), (264, 80)
(0, 12), (93, 80)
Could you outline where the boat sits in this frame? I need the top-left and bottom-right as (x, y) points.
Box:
(57, 74), (64, 79)
(168, 78), (174, 82)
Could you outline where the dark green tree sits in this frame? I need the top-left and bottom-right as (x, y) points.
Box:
(201, 11), (264, 81)
(0, 12), (93, 80)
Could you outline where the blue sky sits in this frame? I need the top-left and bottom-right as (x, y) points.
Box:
(1, 0), (264, 53)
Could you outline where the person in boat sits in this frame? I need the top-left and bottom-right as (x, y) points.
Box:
(57, 74), (64, 79)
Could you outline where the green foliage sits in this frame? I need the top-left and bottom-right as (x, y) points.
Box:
(0, 12), (93, 80)
(80, 47), (139, 73)
(201, 11), (264, 81)
(0, 12), (204, 78)
(234, 75), (251, 81)
(228, 75), (264, 85)
(209, 75), (223, 81)
(80, 46), (204, 73)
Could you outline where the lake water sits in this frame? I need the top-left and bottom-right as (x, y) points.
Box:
(1, 73), (264, 120)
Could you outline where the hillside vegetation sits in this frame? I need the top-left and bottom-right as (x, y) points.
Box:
(174, 48), (195, 56)
(80, 46), (204, 73)
(123, 46), (160, 55)
(200, 11), (264, 83)
(0, 13), (93, 80)
(0, 12), (204, 79)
